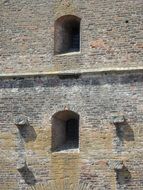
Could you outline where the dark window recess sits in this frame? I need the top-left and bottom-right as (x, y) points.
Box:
(51, 110), (79, 151)
(69, 26), (80, 52)
(66, 119), (79, 144)
(54, 15), (81, 54)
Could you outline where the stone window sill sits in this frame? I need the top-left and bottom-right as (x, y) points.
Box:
(52, 148), (80, 154)
(55, 51), (81, 56)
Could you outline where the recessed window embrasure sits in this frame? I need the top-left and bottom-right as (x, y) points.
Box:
(51, 110), (79, 152)
(54, 15), (81, 54)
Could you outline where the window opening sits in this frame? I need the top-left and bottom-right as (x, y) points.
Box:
(54, 15), (81, 54)
(52, 110), (79, 152)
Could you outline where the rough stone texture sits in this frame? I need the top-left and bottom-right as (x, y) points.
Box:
(0, 0), (143, 73)
(0, 0), (143, 190)
(15, 115), (29, 126)
(111, 115), (125, 124)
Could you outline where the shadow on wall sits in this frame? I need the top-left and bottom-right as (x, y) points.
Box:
(18, 125), (37, 142)
(115, 120), (134, 142)
(18, 163), (37, 185)
(115, 166), (132, 186)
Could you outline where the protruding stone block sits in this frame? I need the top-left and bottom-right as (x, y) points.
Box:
(108, 160), (124, 170)
(15, 115), (29, 127)
(17, 161), (26, 171)
(111, 115), (125, 124)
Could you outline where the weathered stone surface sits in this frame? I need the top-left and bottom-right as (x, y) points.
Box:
(17, 161), (26, 170)
(0, 0), (143, 190)
(15, 115), (29, 126)
(111, 115), (125, 124)
(0, 0), (143, 74)
(0, 73), (143, 189)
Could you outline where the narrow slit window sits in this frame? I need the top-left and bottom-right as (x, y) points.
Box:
(54, 15), (81, 54)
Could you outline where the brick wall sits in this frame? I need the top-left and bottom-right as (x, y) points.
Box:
(0, 72), (143, 189)
(0, 0), (143, 189)
(0, 0), (143, 73)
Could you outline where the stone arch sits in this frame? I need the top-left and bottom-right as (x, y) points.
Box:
(51, 110), (79, 151)
(54, 15), (81, 54)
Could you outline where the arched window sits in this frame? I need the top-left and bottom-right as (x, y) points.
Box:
(51, 110), (79, 151)
(54, 15), (81, 54)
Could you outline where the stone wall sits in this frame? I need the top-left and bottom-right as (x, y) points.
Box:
(0, 72), (143, 189)
(0, 0), (143, 189)
(0, 0), (143, 74)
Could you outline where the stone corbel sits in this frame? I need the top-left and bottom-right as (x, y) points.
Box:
(15, 115), (29, 127)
